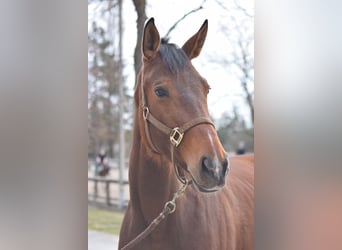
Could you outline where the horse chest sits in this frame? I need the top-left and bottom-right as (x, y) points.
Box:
(146, 197), (234, 250)
(177, 202), (232, 249)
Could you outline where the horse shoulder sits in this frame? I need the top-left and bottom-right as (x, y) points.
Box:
(222, 154), (254, 249)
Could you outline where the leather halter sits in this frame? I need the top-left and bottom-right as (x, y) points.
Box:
(143, 106), (214, 151)
(140, 76), (215, 184)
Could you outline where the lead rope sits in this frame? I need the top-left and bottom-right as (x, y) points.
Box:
(120, 179), (190, 250)
(170, 144), (187, 184)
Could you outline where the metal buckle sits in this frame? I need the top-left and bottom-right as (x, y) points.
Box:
(170, 127), (184, 147)
(143, 107), (149, 120)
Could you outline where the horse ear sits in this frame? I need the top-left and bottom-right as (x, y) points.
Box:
(182, 20), (208, 60)
(142, 18), (161, 60)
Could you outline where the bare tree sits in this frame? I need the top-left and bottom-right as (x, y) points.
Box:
(88, 0), (130, 158)
(231, 21), (254, 124)
(215, 0), (254, 125)
(88, 22), (120, 158)
(132, 0), (147, 85)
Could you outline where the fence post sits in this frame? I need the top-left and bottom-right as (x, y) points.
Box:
(93, 179), (98, 201)
(105, 181), (111, 206)
(88, 177), (128, 207)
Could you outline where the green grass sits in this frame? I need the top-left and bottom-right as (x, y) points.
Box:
(88, 206), (124, 235)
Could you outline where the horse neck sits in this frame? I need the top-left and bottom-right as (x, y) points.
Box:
(129, 108), (179, 222)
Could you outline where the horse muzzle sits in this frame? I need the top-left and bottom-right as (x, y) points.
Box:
(187, 156), (230, 193)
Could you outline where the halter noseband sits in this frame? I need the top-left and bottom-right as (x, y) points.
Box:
(143, 106), (214, 150)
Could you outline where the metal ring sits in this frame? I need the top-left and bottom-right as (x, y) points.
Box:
(164, 201), (176, 214)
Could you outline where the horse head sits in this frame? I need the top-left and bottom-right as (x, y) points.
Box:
(137, 18), (229, 192)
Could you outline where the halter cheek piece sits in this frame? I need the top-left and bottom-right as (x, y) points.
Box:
(140, 78), (215, 184)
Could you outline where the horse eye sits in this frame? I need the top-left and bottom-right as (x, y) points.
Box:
(154, 87), (169, 97)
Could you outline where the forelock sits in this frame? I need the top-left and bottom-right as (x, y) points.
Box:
(158, 39), (190, 74)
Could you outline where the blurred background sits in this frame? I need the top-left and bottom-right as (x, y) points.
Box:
(1, 0), (341, 249)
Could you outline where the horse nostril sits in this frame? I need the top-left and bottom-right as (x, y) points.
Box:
(201, 157), (212, 171)
(201, 156), (220, 179)
(222, 158), (229, 175)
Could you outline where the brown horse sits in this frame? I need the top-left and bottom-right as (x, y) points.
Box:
(118, 18), (254, 250)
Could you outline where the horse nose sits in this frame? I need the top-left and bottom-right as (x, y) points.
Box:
(201, 156), (229, 182)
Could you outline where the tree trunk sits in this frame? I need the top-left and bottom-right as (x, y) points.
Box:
(118, 0), (125, 210)
(132, 0), (147, 86)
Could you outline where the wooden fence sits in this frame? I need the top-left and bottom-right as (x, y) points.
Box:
(88, 176), (129, 210)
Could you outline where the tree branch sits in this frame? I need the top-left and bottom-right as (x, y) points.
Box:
(164, 0), (207, 38)
(233, 0), (253, 18)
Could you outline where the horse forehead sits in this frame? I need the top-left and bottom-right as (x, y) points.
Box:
(146, 61), (202, 86)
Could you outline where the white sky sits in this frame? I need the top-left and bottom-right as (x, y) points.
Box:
(89, 0), (254, 125)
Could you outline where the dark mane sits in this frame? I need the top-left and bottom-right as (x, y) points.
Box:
(159, 38), (189, 74)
